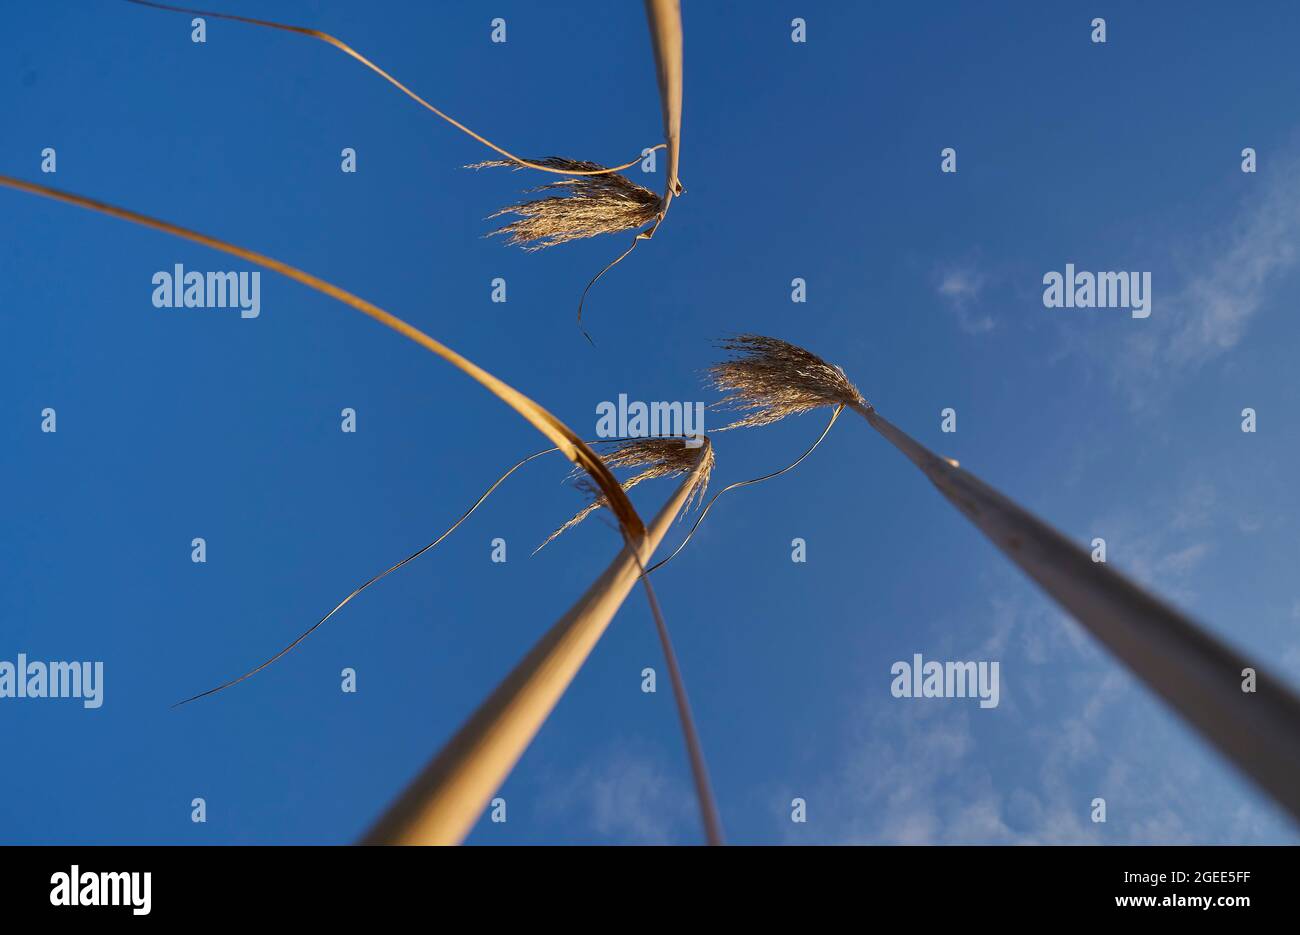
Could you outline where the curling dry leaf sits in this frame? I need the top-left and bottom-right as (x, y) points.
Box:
(470, 157), (662, 250)
(708, 334), (866, 430)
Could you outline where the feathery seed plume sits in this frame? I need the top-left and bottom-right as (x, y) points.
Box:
(540, 437), (713, 549)
(470, 157), (662, 250)
(708, 334), (866, 429)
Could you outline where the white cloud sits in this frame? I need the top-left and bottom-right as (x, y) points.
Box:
(1091, 479), (1217, 605)
(1101, 152), (1300, 401)
(799, 477), (1297, 845)
(547, 745), (694, 844)
(937, 267), (984, 301)
(802, 595), (1294, 844)
(936, 265), (996, 334)
(1166, 178), (1300, 367)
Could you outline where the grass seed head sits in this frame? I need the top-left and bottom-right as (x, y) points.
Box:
(539, 437), (714, 549)
(470, 157), (662, 250)
(708, 334), (866, 430)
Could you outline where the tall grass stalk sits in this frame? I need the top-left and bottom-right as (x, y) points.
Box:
(851, 400), (1300, 821)
(1, 174), (727, 840)
(563, 0), (686, 341)
(643, 0), (685, 215)
(361, 442), (718, 845)
(711, 334), (1300, 822)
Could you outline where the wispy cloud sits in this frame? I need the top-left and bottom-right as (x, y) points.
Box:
(1105, 151), (1300, 402)
(935, 264), (996, 334)
(802, 591), (1295, 844)
(1091, 479), (1216, 606)
(798, 476), (1298, 845)
(1166, 172), (1300, 367)
(545, 745), (694, 844)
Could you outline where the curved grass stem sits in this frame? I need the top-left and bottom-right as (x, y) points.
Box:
(123, 0), (662, 177)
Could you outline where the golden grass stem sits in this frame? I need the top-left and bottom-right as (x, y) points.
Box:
(361, 441), (715, 845)
(0, 173), (644, 543)
(850, 402), (1300, 822)
(643, 0), (684, 206)
(1, 171), (723, 841)
(632, 547), (724, 845)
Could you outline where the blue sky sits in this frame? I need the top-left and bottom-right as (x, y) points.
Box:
(3, 1), (1299, 844)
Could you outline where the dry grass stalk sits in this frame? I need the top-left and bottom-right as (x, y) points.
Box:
(0, 173), (645, 543)
(1, 173), (727, 842)
(643, 0), (684, 211)
(362, 441), (717, 845)
(856, 401), (1300, 822)
(737, 333), (1300, 823)
(471, 158), (662, 250)
(560, 0), (684, 341)
(709, 334), (866, 430)
(540, 437), (714, 549)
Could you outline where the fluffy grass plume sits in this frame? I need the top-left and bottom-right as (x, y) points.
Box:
(471, 157), (662, 250)
(540, 437), (714, 549)
(709, 334), (866, 430)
